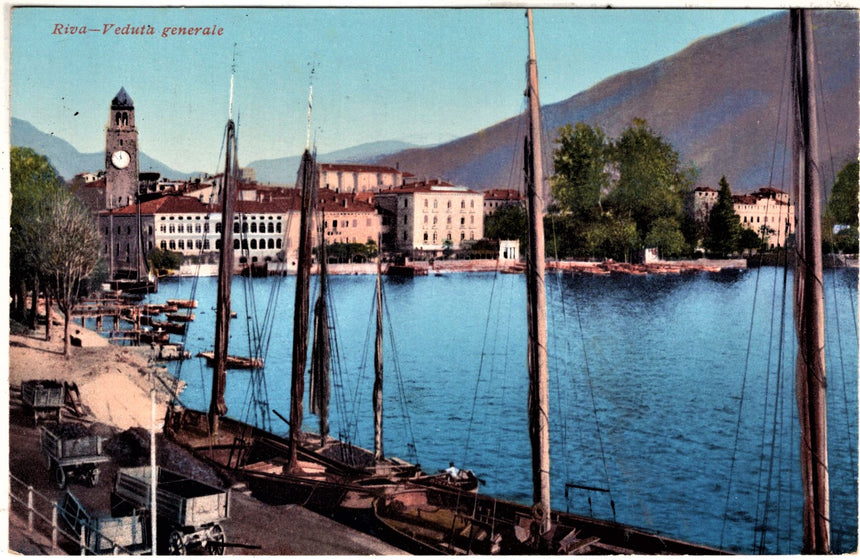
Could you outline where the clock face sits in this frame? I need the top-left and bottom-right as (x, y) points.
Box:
(111, 150), (130, 169)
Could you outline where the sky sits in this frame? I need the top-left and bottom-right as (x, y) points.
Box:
(10, 7), (780, 176)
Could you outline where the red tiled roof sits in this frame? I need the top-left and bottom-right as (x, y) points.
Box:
(376, 179), (478, 195)
(483, 188), (522, 201)
(694, 186), (717, 193)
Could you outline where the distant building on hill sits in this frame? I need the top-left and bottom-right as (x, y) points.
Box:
(689, 185), (795, 249)
(374, 179), (484, 255)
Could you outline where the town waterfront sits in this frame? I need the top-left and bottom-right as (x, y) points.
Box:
(145, 267), (857, 554)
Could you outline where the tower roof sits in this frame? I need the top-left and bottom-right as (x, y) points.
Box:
(111, 87), (134, 108)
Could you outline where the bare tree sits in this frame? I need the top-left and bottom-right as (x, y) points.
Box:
(39, 189), (101, 356)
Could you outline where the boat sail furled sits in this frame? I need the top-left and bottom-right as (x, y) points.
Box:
(790, 8), (830, 555)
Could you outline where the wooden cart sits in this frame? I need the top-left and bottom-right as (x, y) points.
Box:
(40, 426), (109, 489)
(114, 466), (230, 555)
(59, 490), (150, 554)
(21, 380), (65, 425)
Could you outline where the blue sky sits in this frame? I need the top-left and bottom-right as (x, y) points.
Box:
(10, 7), (779, 175)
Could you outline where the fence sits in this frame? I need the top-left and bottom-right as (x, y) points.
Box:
(9, 473), (139, 555)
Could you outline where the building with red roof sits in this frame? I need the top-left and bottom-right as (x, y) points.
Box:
(374, 180), (484, 254)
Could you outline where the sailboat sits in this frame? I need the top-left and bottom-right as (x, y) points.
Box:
(165, 85), (423, 520)
(370, 10), (731, 555)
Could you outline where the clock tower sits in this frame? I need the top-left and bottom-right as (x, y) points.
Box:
(104, 87), (139, 209)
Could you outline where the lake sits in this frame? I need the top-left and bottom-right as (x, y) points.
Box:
(141, 267), (857, 554)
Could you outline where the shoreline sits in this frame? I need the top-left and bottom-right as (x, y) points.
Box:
(174, 257), (755, 278)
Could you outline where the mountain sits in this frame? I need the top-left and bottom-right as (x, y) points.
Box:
(246, 140), (418, 185)
(372, 10), (859, 195)
(11, 117), (190, 181)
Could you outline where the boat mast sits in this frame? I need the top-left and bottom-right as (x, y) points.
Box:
(790, 9), (830, 554)
(373, 252), (384, 462)
(309, 216), (331, 444)
(287, 87), (319, 470)
(525, 8), (551, 536)
(209, 72), (239, 435)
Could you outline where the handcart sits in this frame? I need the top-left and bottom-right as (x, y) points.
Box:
(113, 466), (230, 555)
(59, 490), (150, 554)
(40, 425), (109, 489)
(21, 380), (65, 425)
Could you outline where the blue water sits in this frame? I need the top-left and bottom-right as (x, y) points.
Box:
(137, 267), (857, 554)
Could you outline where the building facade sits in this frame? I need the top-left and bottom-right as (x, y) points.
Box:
(689, 185), (795, 249)
(375, 180), (484, 254)
(319, 163), (405, 194)
(483, 188), (524, 215)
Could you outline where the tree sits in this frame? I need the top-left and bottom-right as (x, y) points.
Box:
(39, 189), (102, 356)
(703, 176), (742, 257)
(827, 161), (859, 226)
(148, 248), (182, 273)
(607, 119), (696, 240)
(823, 161), (859, 254)
(643, 217), (687, 258)
(10, 147), (65, 327)
(739, 227), (762, 256)
(551, 123), (609, 220)
(484, 204), (528, 249)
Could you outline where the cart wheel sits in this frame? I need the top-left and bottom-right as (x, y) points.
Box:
(87, 467), (100, 487)
(205, 524), (225, 555)
(168, 531), (186, 555)
(54, 463), (66, 490)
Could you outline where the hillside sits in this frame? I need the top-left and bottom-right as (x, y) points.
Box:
(10, 118), (190, 181)
(373, 10), (859, 195)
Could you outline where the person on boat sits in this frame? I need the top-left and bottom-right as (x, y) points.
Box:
(444, 461), (460, 479)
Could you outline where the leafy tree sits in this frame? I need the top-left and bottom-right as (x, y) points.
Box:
(323, 241), (378, 263)
(827, 160), (859, 226)
(10, 147), (64, 327)
(643, 217), (687, 258)
(822, 161), (859, 254)
(148, 248), (182, 272)
(39, 189), (102, 355)
(551, 123), (609, 220)
(607, 119), (696, 240)
(703, 176), (742, 257)
(484, 204), (528, 249)
(739, 227), (762, 256)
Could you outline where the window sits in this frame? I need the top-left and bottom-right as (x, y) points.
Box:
(276, 238), (282, 249)
(160, 225), (166, 233)
(195, 224), (201, 233)
(424, 215), (429, 224)
(470, 216), (475, 224)
(204, 223), (209, 233)
(403, 216), (408, 225)
(447, 216), (452, 224)
(366, 218), (371, 226)
(178, 240), (185, 250)
(268, 223), (274, 233)
(203, 240), (210, 250)
(461, 201), (465, 209)
(433, 200), (438, 209)
(160, 241), (167, 250)
(333, 220), (339, 229)
(276, 223), (282, 233)
(216, 240), (221, 250)
(461, 233), (465, 241)
(424, 199), (428, 207)
(352, 220), (357, 227)
(242, 222), (248, 233)
(460, 217), (465, 225)
(268, 239), (275, 249)
(404, 199), (408, 208)
(402, 232), (407, 241)
(169, 240), (175, 250)
(126, 226), (131, 234)
(423, 232), (428, 241)
(470, 200), (474, 208)
(177, 224), (184, 233)
(241, 239), (249, 250)
(195, 240), (202, 249)
(251, 222), (257, 233)
(433, 217), (438, 225)
(250, 239), (257, 250)
(447, 201), (452, 209)
(233, 239), (240, 249)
